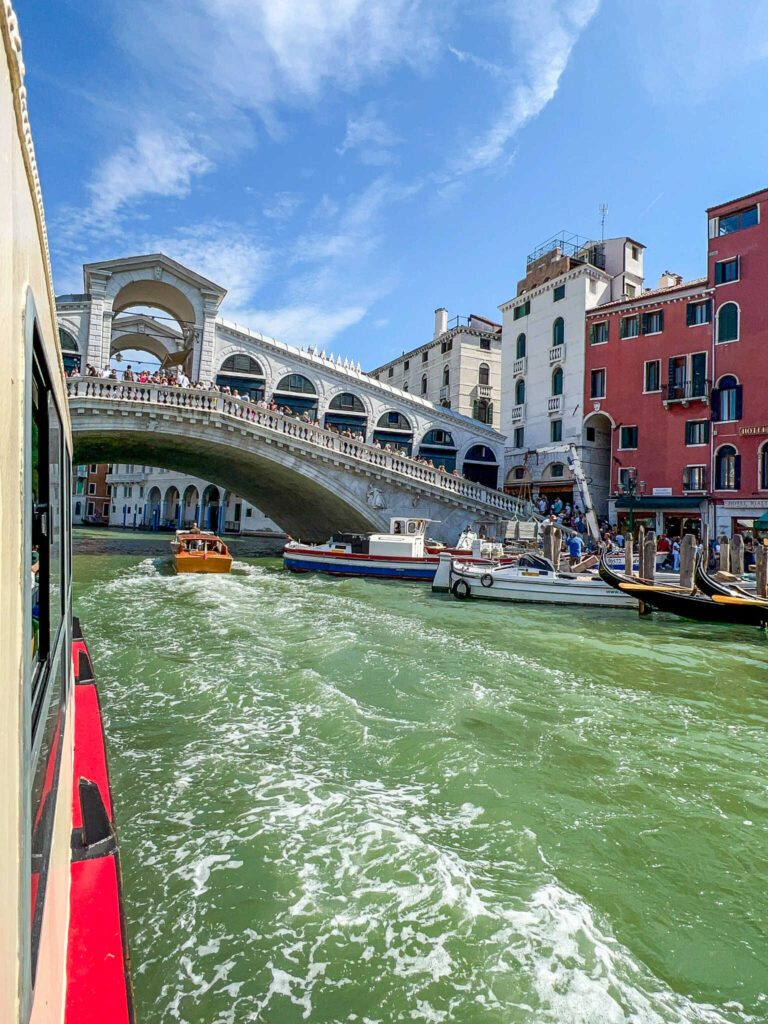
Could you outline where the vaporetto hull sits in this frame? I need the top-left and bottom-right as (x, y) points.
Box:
(284, 547), (442, 581)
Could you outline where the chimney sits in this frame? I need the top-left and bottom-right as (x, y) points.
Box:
(434, 307), (448, 339)
(658, 271), (683, 290)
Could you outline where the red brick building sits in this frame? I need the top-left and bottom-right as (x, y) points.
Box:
(582, 187), (768, 538)
(73, 463), (111, 524)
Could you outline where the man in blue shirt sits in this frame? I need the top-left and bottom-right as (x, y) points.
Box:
(566, 531), (584, 566)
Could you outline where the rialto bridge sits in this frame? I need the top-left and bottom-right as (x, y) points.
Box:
(60, 254), (526, 541)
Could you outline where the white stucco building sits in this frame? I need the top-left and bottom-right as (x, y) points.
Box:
(105, 465), (283, 534)
(499, 233), (645, 506)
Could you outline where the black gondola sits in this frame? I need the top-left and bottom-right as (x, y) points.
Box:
(598, 550), (768, 627)
(694, 556), (758, 600)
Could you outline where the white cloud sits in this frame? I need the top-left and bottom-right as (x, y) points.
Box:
(148, 223), (272, 312)
(446, 0), (600, 178)
(88, 129), (212, 220)
(123, 0), (443, 127)
(337, 105), (401, 165)
(262, 192), (303, 221)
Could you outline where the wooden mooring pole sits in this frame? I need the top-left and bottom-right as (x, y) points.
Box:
(755, 541), (768, 599)
(718, 535), (730, 573)
(678, 534), (696, 590)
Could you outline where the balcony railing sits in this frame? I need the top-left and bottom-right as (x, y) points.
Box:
(476, 384), (492, 398)
(549, 344), (564, 363)
(510, 403), (525, 422)
(512, 357), (526, 375)
(439, 384), (450, 400)
(547, 395), (563, 415)
(663, 379), (711, 405)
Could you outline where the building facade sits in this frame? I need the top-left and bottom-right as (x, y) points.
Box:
(499, 233), (645, 507)
(105, 465), (283, 535)
(370, 307), (502, 425)
(582, 186), (768, 538)
(72, 462), (111, 524)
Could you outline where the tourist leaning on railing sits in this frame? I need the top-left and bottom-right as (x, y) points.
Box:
(65, 375), (522, 506)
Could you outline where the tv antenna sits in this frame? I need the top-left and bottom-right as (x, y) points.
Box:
(599, 203), (608, 242)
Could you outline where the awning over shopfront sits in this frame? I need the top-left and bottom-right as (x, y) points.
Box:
(614, 496), (703, 511)
(753, 510), (768, 529)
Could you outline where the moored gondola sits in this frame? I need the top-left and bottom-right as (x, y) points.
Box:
(598, 550), (768, 627)
(694, 556), (758, 601)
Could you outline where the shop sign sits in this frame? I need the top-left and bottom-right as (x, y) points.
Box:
(652, 487), (672, 495)
(740, 425), (768, 436)
(721, 499), (761, 508)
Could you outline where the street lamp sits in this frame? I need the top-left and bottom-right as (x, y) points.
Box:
(618, 469), (646, 536)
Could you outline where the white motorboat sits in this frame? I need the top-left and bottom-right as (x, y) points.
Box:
(433, 552), (636, 608)
(284, 518), (507, 581)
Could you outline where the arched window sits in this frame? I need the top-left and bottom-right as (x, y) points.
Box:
(515, 378), (525, 406)
(552, 367), (563, 396)
(712, 375), (741, 422)
(275, 373), (316, 394)
(59, 327), (81, 373)
(273, 373), (318, 415)
(403, 381), (409, 391)
(552, 317), (564, 347)
(325, 392), (367, 435)
(516, 333), (526, 359)
(328, 392), (365, 412)
(418, 429), (457, 472)
(219, 353), (264, 376)
(760, 443), (768, 490)
(421, 375), (428, 395)
(715, 445), (740, 490)
(373, 410), (414, 454)
(443, 365), (450, 387)
(217, 353), (265, 400)
(463, 444), (499, 488)
(717, 302), (739, 343)
(478, 363), (490, 386)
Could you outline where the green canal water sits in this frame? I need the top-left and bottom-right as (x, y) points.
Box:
(72, 553), (768, 1023)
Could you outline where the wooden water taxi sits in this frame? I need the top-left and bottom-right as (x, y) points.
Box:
(171, 530), (233, 573)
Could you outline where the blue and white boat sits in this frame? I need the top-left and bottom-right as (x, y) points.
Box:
(283, 518), (504, 581)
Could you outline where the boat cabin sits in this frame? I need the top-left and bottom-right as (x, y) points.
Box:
(327, 519), (430, 558)
(175, 530), (228, 555)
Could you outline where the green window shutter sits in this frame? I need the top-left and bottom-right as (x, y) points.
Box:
(714, 261), (723, 284)
(589, 324), (595, 345)
(641, 313), (649, 334)
(620, 318), (627, 339)
(704, 299), (712, 323)
(658, 310), (664, 332)
(605, 321), (609, 341)
(487, 403), (493, 425)
(686, 303), (695, 326)
(472, 400), (479, 419)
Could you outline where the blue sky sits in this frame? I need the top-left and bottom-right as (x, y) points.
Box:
(16, 0), (768, 367)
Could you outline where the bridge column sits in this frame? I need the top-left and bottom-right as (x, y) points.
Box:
(193, 293), (220, 384)
(85, 270), (112, 368)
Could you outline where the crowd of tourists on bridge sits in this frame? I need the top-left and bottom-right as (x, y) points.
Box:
(70, 364), (477, 484)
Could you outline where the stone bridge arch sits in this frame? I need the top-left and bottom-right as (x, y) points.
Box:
(83, 254), (226, 381)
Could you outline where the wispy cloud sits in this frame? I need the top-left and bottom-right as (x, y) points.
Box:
(262, 192), (304, 221)
(89, 129), (212, 221)
(337, 105), (402, 165)
(237, 303), (368, 349)
(445, 0), (600, 178)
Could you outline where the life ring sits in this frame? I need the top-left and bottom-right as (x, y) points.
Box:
(480, 573), (494, 588)
(452, 578), (471, 600)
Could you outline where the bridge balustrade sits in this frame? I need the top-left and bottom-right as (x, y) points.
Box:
(66, 377), (526, 516)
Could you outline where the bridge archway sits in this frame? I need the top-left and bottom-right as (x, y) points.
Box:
(164, 485), (181, 527)
(373, 411), (413, 454)
(273, 373), (318, 417)
(146, 486), (162, 528)
(59, 328), (81, 374)
(216, 354), (266, 400)
(582, 411), (614, 517)
(202, 484), (222, 532)
(182, 485), (200, 526)
(325, 392), (367, 435)
(418, 429), (457, 472)
(462, 444), (499, 488)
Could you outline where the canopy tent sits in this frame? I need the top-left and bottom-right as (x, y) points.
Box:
(753, 510), (768, 529)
